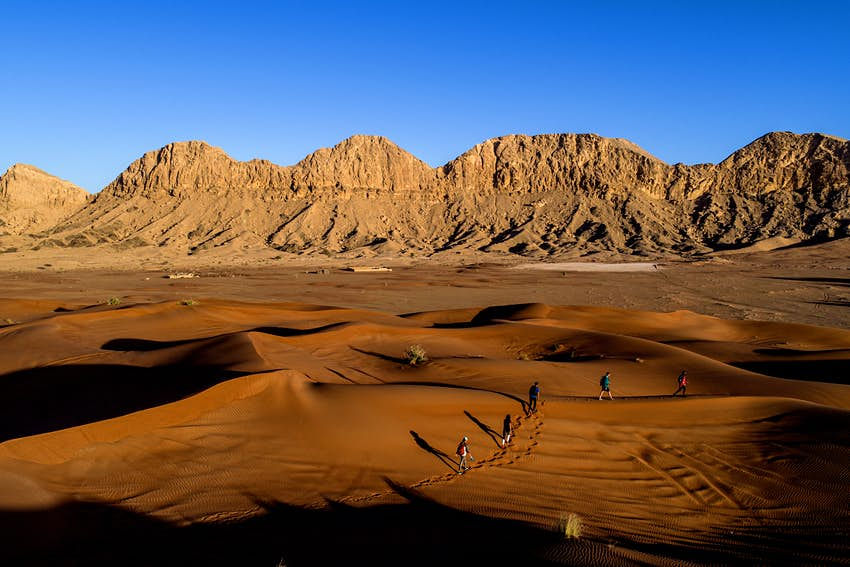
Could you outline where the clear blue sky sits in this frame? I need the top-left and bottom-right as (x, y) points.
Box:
(1, 1), (848, 192)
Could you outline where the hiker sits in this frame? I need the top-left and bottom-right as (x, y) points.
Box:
(598, 371), (614, 400)
(501, 414), (513, 447)
(528, 381), (540, 414)
(673, 370), (688, 397)
(456, 436), (472, 473)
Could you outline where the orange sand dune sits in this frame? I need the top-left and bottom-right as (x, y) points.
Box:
(0, 299), (848, 566)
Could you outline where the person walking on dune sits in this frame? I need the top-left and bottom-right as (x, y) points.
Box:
(673, 370), (688, 397)
(501, 414), (513, 447)
(528, 381), (540, 414)
(599, 371), (614, 400)
(456, 436), (472, 474)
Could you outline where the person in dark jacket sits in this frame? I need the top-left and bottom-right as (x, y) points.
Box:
(673, 370), (688, 397)
(501, 414), (513, 447)
(528, 381), (540, 414)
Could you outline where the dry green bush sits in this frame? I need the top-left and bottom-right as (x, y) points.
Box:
(404, 344), (428, 365)
(556, 513), (583, 539)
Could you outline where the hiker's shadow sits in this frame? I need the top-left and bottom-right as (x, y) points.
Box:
(463, 410), (502, 447)
(409, 431), (458, 472)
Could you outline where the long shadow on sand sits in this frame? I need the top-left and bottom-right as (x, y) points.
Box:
(463, 410), (503, 447)
(347, 345), (409, 364)
(0, 364), (254, 442)
(1, 478), (839, 566)
(0, 481), (562, 567)
(409, 430), (457, 472)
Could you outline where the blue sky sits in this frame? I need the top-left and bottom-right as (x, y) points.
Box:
(1, 1), (848, 192)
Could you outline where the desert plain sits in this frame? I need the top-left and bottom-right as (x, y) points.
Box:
(0, 240), (848, 567)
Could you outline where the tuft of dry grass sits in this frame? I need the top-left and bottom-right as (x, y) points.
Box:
(404, 344), (428, 365)
(556, 513), (583, 539)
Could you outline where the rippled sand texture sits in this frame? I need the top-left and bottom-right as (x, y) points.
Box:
(0, 296), (848, 566)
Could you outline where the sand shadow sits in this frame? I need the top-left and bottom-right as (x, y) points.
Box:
(101, 323), (347, 352)
(409, 430), (457, 472)
(0, 489), (838, 567)
(349, 346), (409, 365)
(252, 322), (348, 337)
(0, 364), (254, 442)
(769, 275), (850, 286)
(463, 410), (502, 447)
(101, 337), (197, 351)
(729, 359), (850, 385)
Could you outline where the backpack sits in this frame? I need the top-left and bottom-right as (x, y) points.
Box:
(456, 441), (467, 457)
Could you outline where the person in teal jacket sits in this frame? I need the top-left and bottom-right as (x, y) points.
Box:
(598, 371), (614, 400)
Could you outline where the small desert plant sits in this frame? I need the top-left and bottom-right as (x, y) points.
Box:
(556, 513), (583, 539)
(179, 298), (198, 306)
(2, 318), (15, 326)
(404, 344), (428, 365)
(106, 296), (121, 306)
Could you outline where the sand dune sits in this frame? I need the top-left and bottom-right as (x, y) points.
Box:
(0, 294), (848, 566)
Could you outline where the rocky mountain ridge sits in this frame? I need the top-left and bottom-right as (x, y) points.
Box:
(8, 131), (850, 259)
(0, 164), (90, 236)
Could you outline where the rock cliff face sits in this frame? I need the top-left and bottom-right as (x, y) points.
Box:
(30, 131), (850, 258)
(0, 164), (90, 235)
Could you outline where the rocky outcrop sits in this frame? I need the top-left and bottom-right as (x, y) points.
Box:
(34, 131), (850, 258)
(683, 132), (850, 246)
(0, 164), (90, 235)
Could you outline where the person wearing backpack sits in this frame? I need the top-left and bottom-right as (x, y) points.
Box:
(527, 381), (540, 414)
(673, 370), (688, 397)
(599, 371), (614, 400)
(456, 436), (472, 474)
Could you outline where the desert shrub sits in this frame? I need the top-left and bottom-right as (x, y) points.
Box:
(404, 344), (428, 365)
(556, 513), (583, 539)
(107, 296), (121, 306)
(179, 298), (198, 306)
